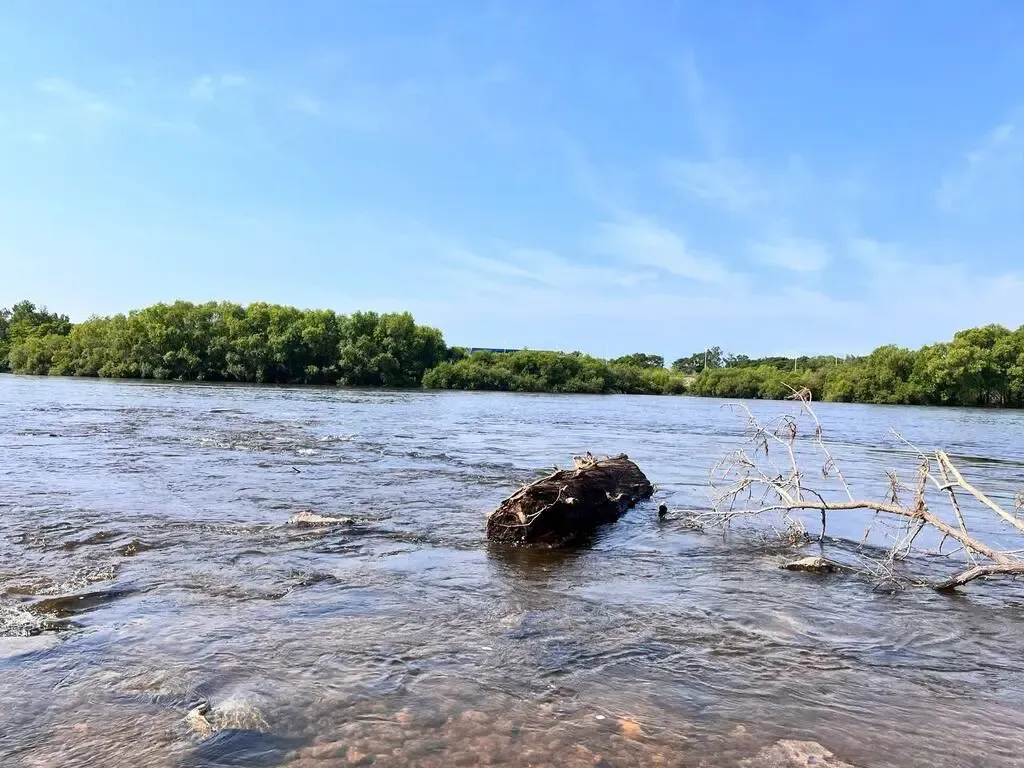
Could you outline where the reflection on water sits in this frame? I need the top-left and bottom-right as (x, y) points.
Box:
(3, 376), (1024, 767)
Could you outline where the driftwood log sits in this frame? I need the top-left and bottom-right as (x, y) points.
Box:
(486, 453), (654, 546)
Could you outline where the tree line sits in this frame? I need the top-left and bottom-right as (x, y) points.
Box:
(2, 299), (1023, 406)
(0, 300), (444, 387)
(677, 326), (1024, 406)
(424, 350), (688, 395)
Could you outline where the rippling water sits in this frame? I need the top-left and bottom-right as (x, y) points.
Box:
(3, 376), (1024, 767)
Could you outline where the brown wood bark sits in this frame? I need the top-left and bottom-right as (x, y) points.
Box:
(486, 454), (654, 546)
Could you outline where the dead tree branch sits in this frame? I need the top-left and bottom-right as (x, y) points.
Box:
(702, 389), (1024, 592)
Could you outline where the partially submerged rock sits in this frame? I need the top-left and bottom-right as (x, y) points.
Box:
(185, 702), (216, 739)
(185, 697), (269, 738)
(782, 556), (839, 573)
(486, 453), (654, 546)
(27, 586), (136, 618)
(286, 511), (355, 528)
(741, 739), (859, 767)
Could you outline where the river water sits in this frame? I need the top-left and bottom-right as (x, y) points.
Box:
(2, 376), (1024, 768)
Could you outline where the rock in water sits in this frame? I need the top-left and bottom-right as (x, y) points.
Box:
(486, 454), (653, 546)
(782, 556), (838, 573)
(741, 739), (859, 767)
(286, 511), (355, 528)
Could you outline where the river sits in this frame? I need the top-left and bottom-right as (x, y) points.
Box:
(2, 376), (1024, 767)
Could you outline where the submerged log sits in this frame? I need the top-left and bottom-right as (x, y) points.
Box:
(486, 453), (654, 546)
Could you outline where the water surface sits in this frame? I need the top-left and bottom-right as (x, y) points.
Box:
(3, 376), (1024, 767)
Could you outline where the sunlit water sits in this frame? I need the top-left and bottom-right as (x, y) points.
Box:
(3, 376), (1024, 767)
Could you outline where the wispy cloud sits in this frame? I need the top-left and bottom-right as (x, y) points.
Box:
(678, 52), (729, 155)
(445, 242), (657, 295)
(286, 92), (381, 131)
(290, 93), (323, 116)
(29, 76), (198, 138)
(936, 109), (1024, 212)
(36, 77), (113, 116)
(412, 223), (867, 355)
(667, 54), (837, 276)
(596, 215), (733, 283)
(849, 236), (1024, 336)
(752, 236), (831, 272)
(188, 73), (247, 102)
(665, 157), (767, 213)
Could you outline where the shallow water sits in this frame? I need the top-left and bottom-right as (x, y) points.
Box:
(2, 376), (1024, 767)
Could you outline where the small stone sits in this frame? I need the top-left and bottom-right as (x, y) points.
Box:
(570, 744), (598, 762)
(618, 718), (644, 739)
(741, 739), (859, 767)
(782, 556), (837, 573)
(118, 538), (153, 556)
(395, 709), (414, 725)
(287, 511), (355, 527)
(345, 745), (368, 764)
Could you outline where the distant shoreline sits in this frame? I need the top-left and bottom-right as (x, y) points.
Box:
(3, 299), (1022, 407)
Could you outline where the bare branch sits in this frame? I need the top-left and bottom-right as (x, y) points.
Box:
(705, 398), (1023, 592)
(934, 563), (1024, 592)
(936, 451), (1024, 536)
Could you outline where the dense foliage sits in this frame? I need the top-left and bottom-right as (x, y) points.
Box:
(1, 300), (445, 386)
(422, 350), (688, 395)
(684, 325), (1024, 407)
(3, 299), (1023, 406)
(0, 301), (72, 372)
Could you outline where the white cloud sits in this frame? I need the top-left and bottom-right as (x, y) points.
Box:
(663, 55), (852, 282)
(290, 93), (323, 116)
(595, 216), (733, 283)
(36, 77), (112, 115)
(665, 157), (767, 213)
(848, 237), (1024, 340)
(189, 73), (247, 102)
(752, 237), (831, 272)
(286, 92), (381, 131)
(445, 243), (657, 294)
(937, 109), (1024, 212)
(29, 76), (200, 138)
(678, 52), (728, 155)
(419, 241), (862, 356)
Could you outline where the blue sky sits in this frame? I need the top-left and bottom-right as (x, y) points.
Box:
(2, 1), (1023, 359)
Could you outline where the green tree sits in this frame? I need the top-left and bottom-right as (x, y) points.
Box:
(338, 311), (446, 388)
(823, 345), (919, 404)
(612, 353), (665, 369)
(8, 334), (71, 375)
(672, 347), (722, 374)
(0, 300), (72, 370)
